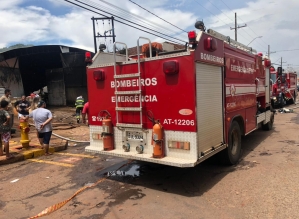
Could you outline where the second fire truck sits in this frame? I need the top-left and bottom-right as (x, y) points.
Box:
(270, 66), (297, 107)
(85, 21), (274, 167)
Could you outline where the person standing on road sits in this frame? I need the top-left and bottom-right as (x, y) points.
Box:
(29, 100), (53, 156)
(15, 95), (30, 119)
(0, 89), (14, 129)
(75, 95), (84, 123)
(0, 100), (13, 159)
(82, 102), (89, 125)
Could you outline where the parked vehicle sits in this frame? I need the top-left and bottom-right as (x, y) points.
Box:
(270, 67), (297, 107)
(84, 22), (274, 167)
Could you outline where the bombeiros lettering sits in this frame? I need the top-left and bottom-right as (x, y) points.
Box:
(111, 77), (157, 88)
(200, 52), (224, 64)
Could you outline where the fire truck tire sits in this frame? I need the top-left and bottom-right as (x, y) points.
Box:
(222, 121), (241, 165)
(262, 113), (274, 131)
(279, 95), (286, 108)
(289, 92), (296, 104)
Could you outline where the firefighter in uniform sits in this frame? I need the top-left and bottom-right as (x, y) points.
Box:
(75, 96), (84, 123)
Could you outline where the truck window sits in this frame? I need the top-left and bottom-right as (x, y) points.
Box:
(270, 74), (276, 82)
(281, 74), (286, 83)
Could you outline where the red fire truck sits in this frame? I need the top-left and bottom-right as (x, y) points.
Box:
(270, 66), (297, 107)
(85, 24), (274, 167)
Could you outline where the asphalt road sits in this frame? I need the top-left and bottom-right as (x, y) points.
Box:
(1, 105), (299, 219)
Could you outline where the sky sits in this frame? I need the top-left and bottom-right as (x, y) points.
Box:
(1, 0), (299, 71)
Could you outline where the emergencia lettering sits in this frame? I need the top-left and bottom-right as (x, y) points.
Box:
(231, 65), (255, 74)
(112, 95), (157, 102)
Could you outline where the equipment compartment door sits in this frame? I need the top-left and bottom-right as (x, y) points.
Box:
(196, 63), (224, 155)
(245, 106), (256, 133)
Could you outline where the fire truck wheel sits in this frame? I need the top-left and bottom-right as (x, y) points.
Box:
(279, 95), (286, 108)
(262, 113), (274, 131)
(223, 121), (241, 165)
(289, 92), (296, 104)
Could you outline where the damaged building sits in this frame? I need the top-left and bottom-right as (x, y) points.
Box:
(0, 45), (92, 105)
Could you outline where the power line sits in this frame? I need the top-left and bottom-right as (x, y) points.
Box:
(193, 0), (251, 42)
(128, 0), (187, 33)
(219, 0), (267, 50)
(273, 49), (299, 52)
(63, 0), (187, 45)
(82, 0), (179, 37)
(73, 0), (186, 43)
(96, 0), (180, 36)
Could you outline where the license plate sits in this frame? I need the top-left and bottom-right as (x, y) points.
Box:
(126, 131), (143, 141)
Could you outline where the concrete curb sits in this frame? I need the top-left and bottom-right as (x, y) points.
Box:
(0, 143), (68, 166)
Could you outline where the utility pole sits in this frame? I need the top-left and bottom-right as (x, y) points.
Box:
(230, 12), (247, 41)
(268, 45), (270, 59)
(91, 16), (116, 53)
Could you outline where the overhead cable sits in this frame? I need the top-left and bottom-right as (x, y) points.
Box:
(98, 0), (180, 35)
(128, 0), (187, 33)
(72, 0), (186, 43)
(63, 0), (186, 44)
(219, 0), (268, 50)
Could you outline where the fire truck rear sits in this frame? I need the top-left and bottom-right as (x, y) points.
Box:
(85, 23), (274, 167)
(270, 66), (297, 107)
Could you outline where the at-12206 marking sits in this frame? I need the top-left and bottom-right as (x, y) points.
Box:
(163, 119), (195, 126)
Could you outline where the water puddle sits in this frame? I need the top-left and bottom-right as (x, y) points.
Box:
(96, 161), (142, 179)
(124, 165), (140, 177)
(105, 165), (141, 177)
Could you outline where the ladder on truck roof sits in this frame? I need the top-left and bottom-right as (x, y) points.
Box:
(207, 29), (257, 54)
(113, 37), (153, 129)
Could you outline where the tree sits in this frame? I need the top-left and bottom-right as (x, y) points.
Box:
(0, 44), (33, 53)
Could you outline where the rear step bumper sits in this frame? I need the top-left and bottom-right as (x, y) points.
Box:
(85, 146), (197, 168)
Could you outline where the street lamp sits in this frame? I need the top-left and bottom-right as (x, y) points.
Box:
(247, 36), (263, 46)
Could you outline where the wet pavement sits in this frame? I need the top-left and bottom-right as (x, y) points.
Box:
(1, 105), (299, 218)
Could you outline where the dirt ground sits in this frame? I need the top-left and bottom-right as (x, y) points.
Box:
(1, 103), (299, 219)
(10, 105), (90, 147)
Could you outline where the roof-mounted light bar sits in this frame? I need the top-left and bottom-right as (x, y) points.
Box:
(207, 29), (257, 54)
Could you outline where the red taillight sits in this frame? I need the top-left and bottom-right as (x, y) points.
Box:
(85, 52), (92, 63)
(93, 70), (105, 81)
(264, 59), (271, 67)
(163, 61), (179, 75)
(258, 52), (263, 57)
(188, 31), (197, 44)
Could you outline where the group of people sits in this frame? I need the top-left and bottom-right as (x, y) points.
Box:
(0, 89), (53, 159)
(0, 91), (90, 159)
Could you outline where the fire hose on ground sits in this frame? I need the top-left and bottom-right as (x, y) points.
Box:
(29, 123), (90, 143)
(28, 160), (133, 219)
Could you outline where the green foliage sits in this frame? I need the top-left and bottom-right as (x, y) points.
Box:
(0, 44), (33, 53)
(116, 46), (126, 55)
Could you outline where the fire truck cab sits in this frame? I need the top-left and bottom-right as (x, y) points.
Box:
(85, 23), (274, 168)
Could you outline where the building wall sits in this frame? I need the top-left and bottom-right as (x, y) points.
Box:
(0, 67), (24, 97)
(65, 87), (88, 106)
(46, 68), (66, 106)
